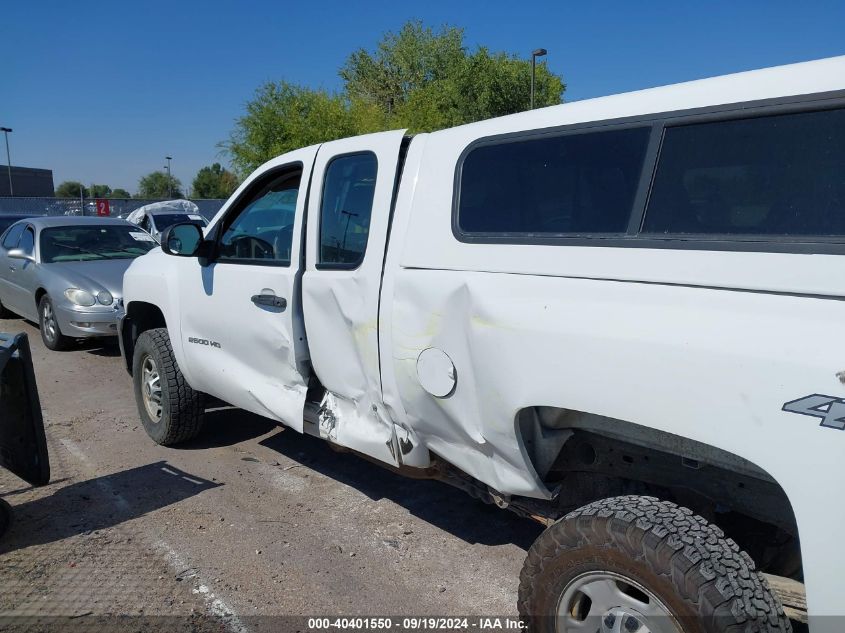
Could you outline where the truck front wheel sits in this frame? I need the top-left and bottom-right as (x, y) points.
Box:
(518, 496), (791, 633)
(132, 328), (205, 445)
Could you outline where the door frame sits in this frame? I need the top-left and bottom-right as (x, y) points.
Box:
(176, 145), (321, 431)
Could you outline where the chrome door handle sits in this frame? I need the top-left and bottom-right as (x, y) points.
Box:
(251, 294), (286, 310)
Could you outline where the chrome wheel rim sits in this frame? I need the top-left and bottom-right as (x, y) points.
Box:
(556, 572), (682, 633)
(42, 301), (57, 342)
(140, 355), (162, 423)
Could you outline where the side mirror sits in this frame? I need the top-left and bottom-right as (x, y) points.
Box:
(161, 223), (204, 257)
(7, 249), (34, 263)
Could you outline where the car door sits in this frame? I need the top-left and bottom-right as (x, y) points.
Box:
(0, 223), (26, 308)
(301, 130), (406, 461)
(4, 225), (38, 319)
(176, 146), (318, 431)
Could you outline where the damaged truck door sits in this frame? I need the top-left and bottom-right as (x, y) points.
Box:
(173, 146), (318, 430)
(301, 130), (413, 466)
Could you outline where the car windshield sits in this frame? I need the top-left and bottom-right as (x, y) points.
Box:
(152, 213), (208, 231)
(40, 225), (157, 263)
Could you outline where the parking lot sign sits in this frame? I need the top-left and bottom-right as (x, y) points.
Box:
(96, 199), (110, 216)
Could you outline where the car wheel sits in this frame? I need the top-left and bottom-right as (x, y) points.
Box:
(132, 327), (205, 445)
(518, 495), (791, 633)
(38, 295), (71, 351)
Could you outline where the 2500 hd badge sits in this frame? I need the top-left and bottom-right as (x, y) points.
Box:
(188, 337), (221, 349)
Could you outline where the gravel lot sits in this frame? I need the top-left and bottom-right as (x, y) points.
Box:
(0, 316), (541, 631)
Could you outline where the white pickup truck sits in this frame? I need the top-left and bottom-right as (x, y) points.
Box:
(119, 55), (845, 633)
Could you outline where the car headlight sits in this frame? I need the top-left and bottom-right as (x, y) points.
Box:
(97, 291), (113, 305)
(64, 288), (96, 306)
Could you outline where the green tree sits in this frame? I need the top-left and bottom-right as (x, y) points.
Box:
(137, 171), (183, 198)
(192, 163), (240, 198)
(55, 181), (88, 198)
(340, 20), (466, 115)
(395, 47), (564, 132)
(224, 20), (565, 172)
(89, 184), (112, 198)
(223, 81), (360, 175)
(345, 23), (565, 131)
(109, 188), (132, 198)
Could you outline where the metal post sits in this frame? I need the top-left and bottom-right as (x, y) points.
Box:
(79, 184), (84, 216)
(530, 49), (547, 110)
(1, 128), (13, 196)
(165, 156), (172, 198)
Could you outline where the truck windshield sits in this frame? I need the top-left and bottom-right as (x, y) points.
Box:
(40, 226), (157, 263)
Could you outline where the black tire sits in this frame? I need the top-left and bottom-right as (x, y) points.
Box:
(518, 495), (791, 633)
(132, 327), (205, 445)
(38, 295), (72, 351)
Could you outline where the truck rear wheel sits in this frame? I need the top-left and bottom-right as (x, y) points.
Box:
(518, 496), (791, 633)
(132, 328), (205, 445)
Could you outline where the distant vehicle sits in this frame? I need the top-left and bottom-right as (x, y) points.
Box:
(0, 217), (157, 350)
(125, 200), (208, 242)
(0, 214), (36, 235)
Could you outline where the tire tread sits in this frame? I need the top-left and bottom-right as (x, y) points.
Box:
(517, 495), (791, 633)
(134, 327), (204, 445)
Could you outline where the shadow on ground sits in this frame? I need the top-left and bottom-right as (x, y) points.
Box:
(179, 407), (279, 450)
(0, 461), (219, 553)
(76, 338), (121, 357)
(0, 316), (120, 357)
(150, 405), (540, 549)
(179, 407), (547, 550)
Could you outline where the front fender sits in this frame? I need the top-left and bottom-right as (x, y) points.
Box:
(121, 250), (193, 386)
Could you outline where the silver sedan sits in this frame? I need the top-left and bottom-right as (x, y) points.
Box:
(0, 217), (157, 350)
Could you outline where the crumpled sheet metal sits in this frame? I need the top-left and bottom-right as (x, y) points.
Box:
(389, 269), (550, 499)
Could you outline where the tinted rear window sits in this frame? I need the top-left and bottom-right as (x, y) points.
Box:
(642, 108), (845, 237)
(458, 127), (650, 235)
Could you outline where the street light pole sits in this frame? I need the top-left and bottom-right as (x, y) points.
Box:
(0, 127), (13, 196)
(530, 48), (547, 110)
(165, 156), (173, 198)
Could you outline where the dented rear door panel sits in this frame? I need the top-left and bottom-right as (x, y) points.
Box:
(302, 130), (421, 466)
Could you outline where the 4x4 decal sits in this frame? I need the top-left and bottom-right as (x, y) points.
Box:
(782, 394), (845, 431)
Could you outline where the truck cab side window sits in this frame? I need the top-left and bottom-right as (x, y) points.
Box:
(318, 153), (378, 267)
(217, 170), (301, 265)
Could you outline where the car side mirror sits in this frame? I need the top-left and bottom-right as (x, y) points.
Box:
(7, 249), (34, 263)
(160, 223), (204, 257)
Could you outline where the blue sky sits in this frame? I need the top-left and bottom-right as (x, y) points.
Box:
(3, 0), (844, 194)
